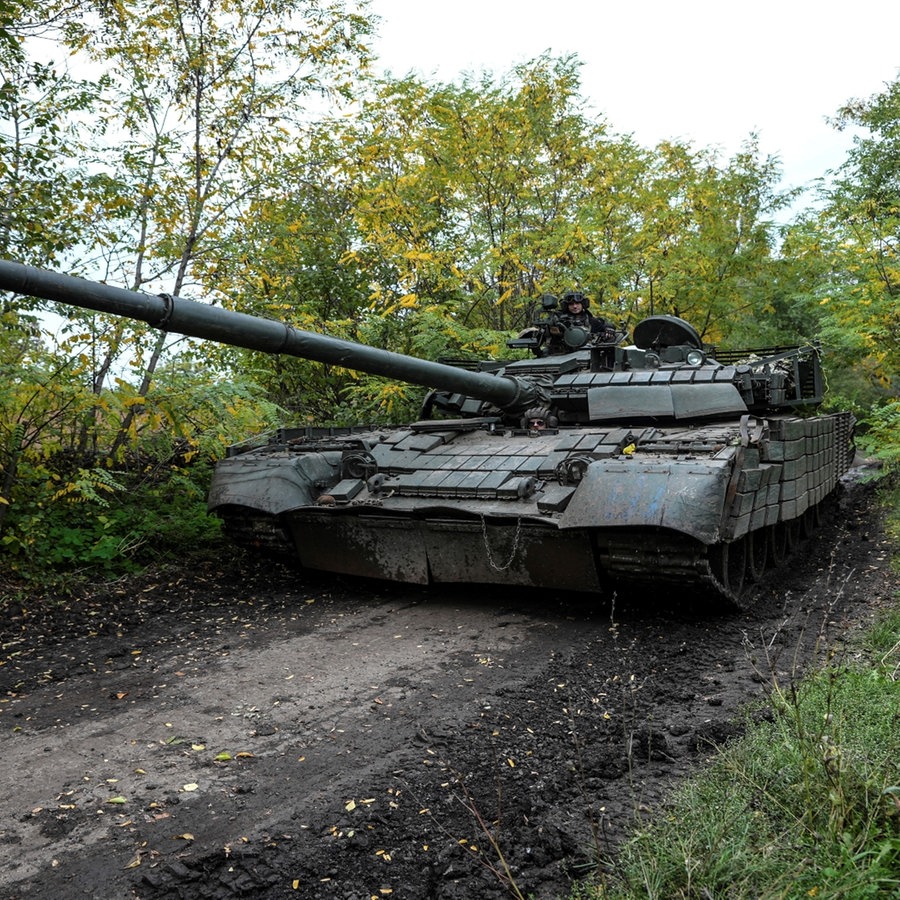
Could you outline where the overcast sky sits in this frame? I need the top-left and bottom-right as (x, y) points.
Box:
(371, 0), (900, 200)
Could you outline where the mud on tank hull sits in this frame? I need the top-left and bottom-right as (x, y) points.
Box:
(209, 411), (855, 606)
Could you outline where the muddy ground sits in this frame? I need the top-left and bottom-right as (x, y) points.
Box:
(0, 478), (896, 900)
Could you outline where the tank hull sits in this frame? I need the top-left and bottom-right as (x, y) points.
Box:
(210, 411), (855, 603)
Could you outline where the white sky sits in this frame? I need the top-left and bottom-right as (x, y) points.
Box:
(371, 0), (900, 199)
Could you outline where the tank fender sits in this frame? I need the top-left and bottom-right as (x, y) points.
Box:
(208, 452), (339, 516)
(558, 456), (734, 543)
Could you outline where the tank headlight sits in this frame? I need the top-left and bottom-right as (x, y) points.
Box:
(686, 349), (705, 366)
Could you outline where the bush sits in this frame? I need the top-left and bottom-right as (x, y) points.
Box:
(1, 457), (224, 582)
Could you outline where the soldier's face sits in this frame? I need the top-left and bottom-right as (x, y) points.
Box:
(567, 301), (582, 312)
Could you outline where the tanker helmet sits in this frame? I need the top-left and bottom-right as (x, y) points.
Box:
(562, 291), (589, 310)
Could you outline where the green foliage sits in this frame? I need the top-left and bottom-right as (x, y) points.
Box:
(855, 400), (900, 468)
(2, 457), (223, 578)
(0, 329), (283, 581)
(790, 76), (900, 404)
(0, 0), (376, 467)
(209, 54), (793, 418)
(0, 48), (97, 269)
(322, 58), (790, 346)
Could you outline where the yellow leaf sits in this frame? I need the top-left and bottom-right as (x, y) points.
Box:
(345, 799), (357, 812)
(176, 833), (194, 841)
(182, 783), (198, 792)
(107, 796), (128, 804)
(123, 854), (142, 869)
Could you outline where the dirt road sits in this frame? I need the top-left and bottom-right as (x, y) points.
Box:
(1, 479), (895, 899)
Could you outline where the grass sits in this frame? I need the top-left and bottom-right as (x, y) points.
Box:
(574, 477), (900, 900)
(577, 625), (900, 900)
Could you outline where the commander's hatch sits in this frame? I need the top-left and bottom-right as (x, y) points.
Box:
(632, 316), (703, 350)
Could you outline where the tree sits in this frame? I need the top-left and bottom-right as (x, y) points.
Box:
(335, 55), (619, 332)
(0, 0), (100, 275)
(1, 0), (375, 575)
(206, 158), (380, 421)
(821, 77), (900, 381)
(213, 55), (793, 422)
(773, 77), (900, 466)
(196, 56), (617, 421)
(626, 137), (792, 343)
(54, 0), (373, 458)
(302, 57), (789, 349)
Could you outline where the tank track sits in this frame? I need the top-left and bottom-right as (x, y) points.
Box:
(218, 498), (831, 607)
(220, 508), (297, 563)
(596, 496), (835, 607)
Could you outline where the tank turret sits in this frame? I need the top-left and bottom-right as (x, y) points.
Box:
(0, 259), (855, 606)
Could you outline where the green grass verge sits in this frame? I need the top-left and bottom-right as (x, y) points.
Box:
(577, 647), (900, 899)
(575, 483), (900, 900)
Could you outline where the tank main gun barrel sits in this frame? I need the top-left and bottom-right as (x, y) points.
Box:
(0, 259), (540, 411)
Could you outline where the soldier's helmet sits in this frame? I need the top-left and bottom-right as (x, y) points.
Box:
(561, 291), (589, 310)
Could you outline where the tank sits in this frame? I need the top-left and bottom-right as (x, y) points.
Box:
(0, 260), (855, 605)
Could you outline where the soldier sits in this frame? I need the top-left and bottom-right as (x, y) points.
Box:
(543, 291), (616, 354)
(560, 291), (613, 337)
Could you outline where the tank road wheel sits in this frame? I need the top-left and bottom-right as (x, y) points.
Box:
(710, 538), (747, 602)
(769, 518), (802, 568)
(800, 503), (820, 539)
(746, 528), (768, 582)
(769, 522), (789, 567)
(785, 518), (801, 552)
